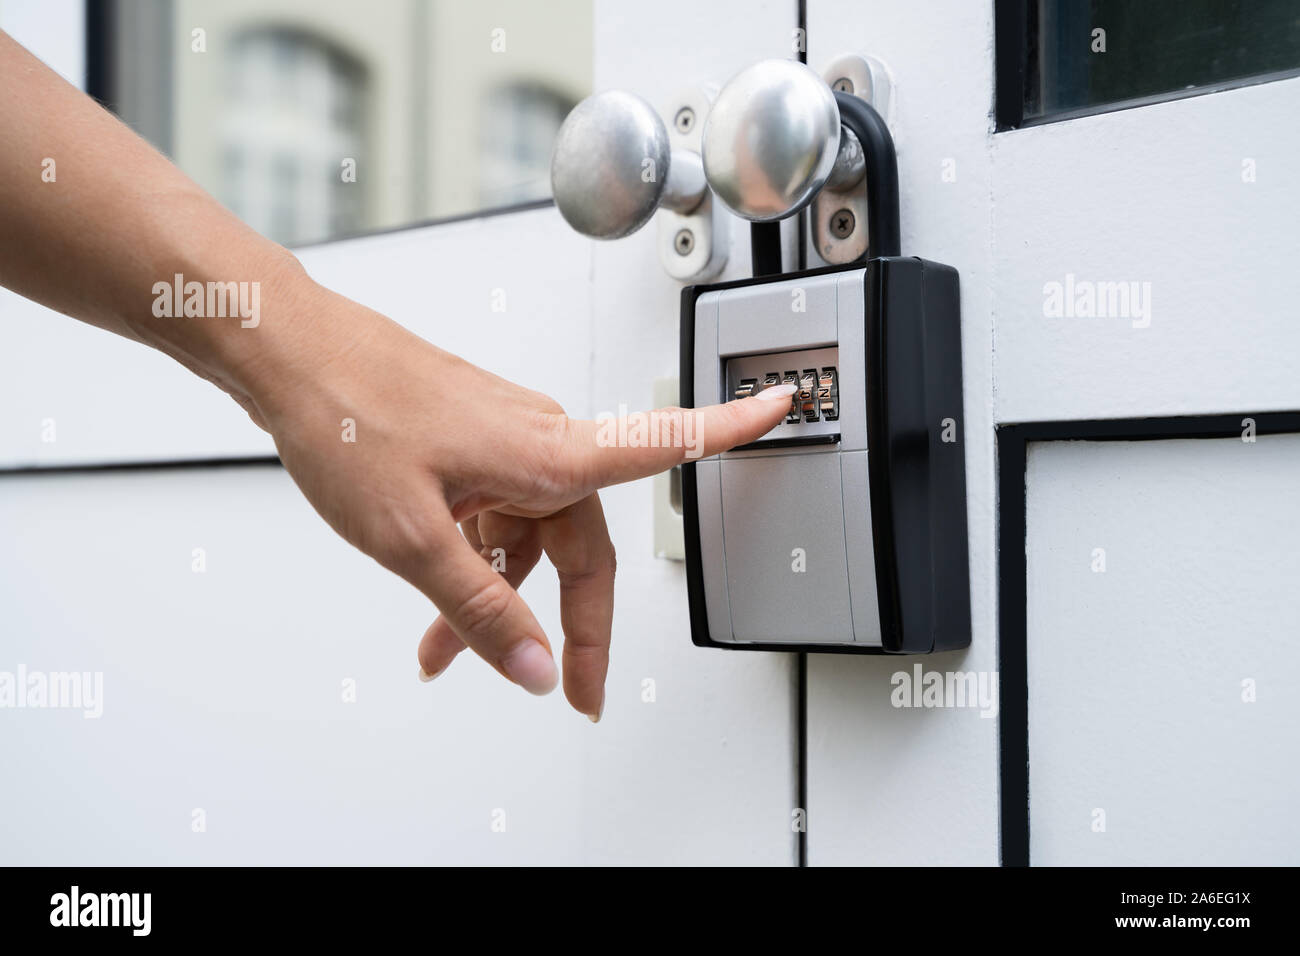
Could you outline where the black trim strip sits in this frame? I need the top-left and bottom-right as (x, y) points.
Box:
(750, 222), (784, 278)
(0, 455), (282, 479)
(994, 0), (1028, 131)
(996, 411), (1300, 866)
(84, 0), (117, 112)
(794, 0), (809, 869)
(796, 649), (807, 867)
(731, 433), (839, 453)
(996, 427), (1028, 867)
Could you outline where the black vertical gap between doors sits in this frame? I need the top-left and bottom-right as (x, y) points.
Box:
(996, 428), (1029, 866)
(84, 0), (118, 113)
(795, 0), (809, 870)
(996, 412), (1300, 866)
(993, 0), (1028, 130)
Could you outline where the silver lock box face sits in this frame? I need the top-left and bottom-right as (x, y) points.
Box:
(691, 271), (877, 648)
(681, 260), (971, 655)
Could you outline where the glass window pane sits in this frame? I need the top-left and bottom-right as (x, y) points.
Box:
(1009, 0), (1300, 126)
(95, 0), (593, 246)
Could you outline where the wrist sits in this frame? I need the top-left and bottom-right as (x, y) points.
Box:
(124, 236), (341, 424)
(221, 255), (336, 415)
(233, 266), (397, 431)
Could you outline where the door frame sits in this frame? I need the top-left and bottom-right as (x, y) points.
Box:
(993, 0), (1300, 131)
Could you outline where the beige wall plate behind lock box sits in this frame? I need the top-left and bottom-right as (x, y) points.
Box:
(653, 376), (685, 560)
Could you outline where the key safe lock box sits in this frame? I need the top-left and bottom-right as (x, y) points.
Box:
(552, 57), (970, 654)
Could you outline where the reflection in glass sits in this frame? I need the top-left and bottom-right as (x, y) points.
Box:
(1025, 0), (1300, 122)
(95, 0), (593, 246)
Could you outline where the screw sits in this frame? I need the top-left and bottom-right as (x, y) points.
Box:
(674, 106), (696, 134)
(832, 77), (854, 93)
(830, 209), (855, 240)
(674, 228), (695, 255)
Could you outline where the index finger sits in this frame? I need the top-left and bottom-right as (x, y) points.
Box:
(566, 383), (796, 489)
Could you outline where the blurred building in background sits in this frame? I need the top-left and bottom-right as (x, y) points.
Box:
(98, 0), (592, 246)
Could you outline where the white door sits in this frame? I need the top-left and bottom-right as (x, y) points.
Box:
(0, 0), (803, 865)
(804, 0), (1300, 865)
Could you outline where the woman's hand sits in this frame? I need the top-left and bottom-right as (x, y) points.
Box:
(244, 280), (796, 720)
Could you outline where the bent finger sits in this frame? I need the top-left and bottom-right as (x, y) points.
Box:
(418, 515), (542, 680)
(410, 516), (557, 696)
(539, 493), (616, 721)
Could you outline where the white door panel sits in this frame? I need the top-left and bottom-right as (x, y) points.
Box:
(805, 0), (1000, 866)
(1026, 437), (1300, 865)
(992, 76), (1300, 423)
(584, 0), (803, 865)
(0, 465), (793, 864)
(0, 0), (801, 865)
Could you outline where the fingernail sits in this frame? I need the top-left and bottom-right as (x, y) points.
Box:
(588, 692), (605, 724)
(418, 666), (438, 683)
(756, 383), (797, 402)
(503, 641), (558, 696)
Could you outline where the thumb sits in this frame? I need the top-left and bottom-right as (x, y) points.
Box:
(568, 383), (796, 489)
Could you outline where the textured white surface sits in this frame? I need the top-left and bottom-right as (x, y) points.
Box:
(1026, 437), (1300, 865)
(0, 466), (792, 864)
(992, 77), (1300, 423)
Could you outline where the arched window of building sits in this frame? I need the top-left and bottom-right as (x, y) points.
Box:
(220, 27), (367, 245)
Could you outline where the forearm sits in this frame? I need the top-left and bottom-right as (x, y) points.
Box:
(0, 29), (328, 419)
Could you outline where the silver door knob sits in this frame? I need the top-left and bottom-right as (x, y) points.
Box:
(701, 59), (842, 222)
(550, 90), (707, 240)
